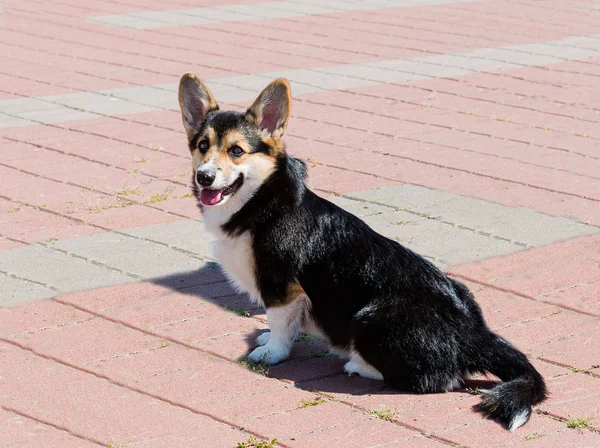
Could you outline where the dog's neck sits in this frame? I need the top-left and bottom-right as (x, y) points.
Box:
(218, 154), (307, 237)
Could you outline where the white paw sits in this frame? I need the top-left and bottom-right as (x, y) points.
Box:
(344, 360), (361, 376)
(256, 331), (271, 347)
(248, 344), (289, 365)
(344, 360), (384, 381)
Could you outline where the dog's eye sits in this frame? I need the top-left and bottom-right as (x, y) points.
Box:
(230, 145), (244, 157)
(198, 140), (209, 152)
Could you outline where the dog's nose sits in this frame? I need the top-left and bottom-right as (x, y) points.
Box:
(196, 170), (216, 187)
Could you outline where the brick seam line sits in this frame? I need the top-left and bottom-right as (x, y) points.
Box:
(447, 273), (600, 318)
(536, 409), (600, 435)
(0, 405), (105, 447)
(49, 297), (463, 447)
(0, 269), (59, 291)
(0, 160), (192, 221)
(0, 135), (201, 214)
(317, 154), (600, 212)
(325, 149), (600, 203)
(0, 337), (290, 448)
(4, 11), (600, 121)
(5, 15), (600, 129)
(537, 358), (600, 381)
(0, 226), (220, 294)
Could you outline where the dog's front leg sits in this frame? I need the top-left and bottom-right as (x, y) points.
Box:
(249, 300), (303, 364)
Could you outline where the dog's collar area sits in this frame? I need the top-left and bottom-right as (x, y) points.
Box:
(199, 173), (244, 206)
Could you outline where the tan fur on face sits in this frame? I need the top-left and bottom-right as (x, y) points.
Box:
(193, 126), (279, 186)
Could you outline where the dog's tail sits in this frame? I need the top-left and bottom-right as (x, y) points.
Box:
(475, 335), (547, 431)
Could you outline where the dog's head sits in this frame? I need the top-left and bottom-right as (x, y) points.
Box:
(178, 73), (291, 211)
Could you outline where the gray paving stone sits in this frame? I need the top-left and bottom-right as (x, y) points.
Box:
(422, 196), (598, 247)
(0, 245), (133, 293)
(346, 185), (598, 248)
(328, 197), (392, 218)
(0, 98), (62, 114)
(53, 233), (206, 279)
(0, 275), (57, 307)
(471, 48), (563, 66)
(348, 184), (455, 212)
(0, 113), (33, 130)
(405, 219), (522, 267)
(122, 220), (215, 260)
(12, 108), (99, 125)
(373, 59), (466, 79)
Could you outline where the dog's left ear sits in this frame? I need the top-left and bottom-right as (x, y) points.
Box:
(246, 78), (291, 139)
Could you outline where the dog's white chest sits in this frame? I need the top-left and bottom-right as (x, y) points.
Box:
(213, 233), (262, 305)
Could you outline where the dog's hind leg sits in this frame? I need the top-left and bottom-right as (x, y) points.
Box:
(248, 299), (304, 364)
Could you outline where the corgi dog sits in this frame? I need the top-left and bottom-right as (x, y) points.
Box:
(178, 73), (547, 431)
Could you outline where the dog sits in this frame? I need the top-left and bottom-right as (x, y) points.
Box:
(177, 73), (547, 431)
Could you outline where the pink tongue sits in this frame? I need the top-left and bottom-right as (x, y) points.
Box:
(200, 189), (224, 206)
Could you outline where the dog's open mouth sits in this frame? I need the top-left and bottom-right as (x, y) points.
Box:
(199, 174), (244, 206)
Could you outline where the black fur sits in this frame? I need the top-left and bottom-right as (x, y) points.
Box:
(221, 153), (547, 430)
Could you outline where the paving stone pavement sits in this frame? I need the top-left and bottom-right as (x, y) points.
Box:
(1, 0), (599, 446)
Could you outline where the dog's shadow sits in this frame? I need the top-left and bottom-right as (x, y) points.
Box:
(150, 263), (503, 415)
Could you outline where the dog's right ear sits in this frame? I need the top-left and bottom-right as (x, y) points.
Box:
(178, 73), (218, 140)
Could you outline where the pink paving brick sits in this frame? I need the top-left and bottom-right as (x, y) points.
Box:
(435, 413), (567, 447)
(244, 401), (387, 443)
(0, 202), (103, 243)
(0, 408), (95, 448)
(449, 233), (600, 312)
(495, 308), (598, 358)
(0, 300), (92, 338)
(69, 203), (181, 230)
(510, 428), (600, 448)
(470, 287), (560, 331)
(9, 314), (165, 365)
(57, 281), (176, 310)
(538, 373), (600, 428)
(287, 418), (421, 448)
(61, 285), (268, 360)
(0, 342), (250, 446)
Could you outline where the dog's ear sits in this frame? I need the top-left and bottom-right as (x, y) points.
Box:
(246, 78), (291, 139)
(178, 73), (218, 139)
